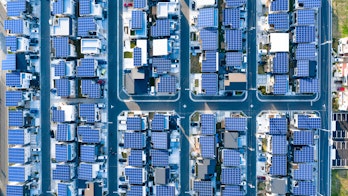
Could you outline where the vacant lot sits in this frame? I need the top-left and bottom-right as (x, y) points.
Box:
(332, 170), (348, 196)
(332, 0), (348, 50)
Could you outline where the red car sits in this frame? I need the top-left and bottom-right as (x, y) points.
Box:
(124, 2), (133, 7)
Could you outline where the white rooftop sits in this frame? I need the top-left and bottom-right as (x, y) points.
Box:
(52, 18), (70, 36)
(270, 33), (289, 53)
(153, 39), (169, 56)
(195, 0), (216, 8)
(157, 2), (178, 18)
(136, 39), (147, 67)
(81, 39), (101, 54)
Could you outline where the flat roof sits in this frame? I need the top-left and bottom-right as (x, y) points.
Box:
(270, 33), (289, 52)
(153, 39), (168, 56)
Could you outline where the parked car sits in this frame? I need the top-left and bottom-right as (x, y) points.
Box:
(124, 2), (133, 7)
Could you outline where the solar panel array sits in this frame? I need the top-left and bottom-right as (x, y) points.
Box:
(56, 144), (68, 162)
(273, 52), (289, 73)
(297, 0), (321, 8)
(151, 132), (168, 149)
(272, 135), (287, 154)
(153, 58), (171, 74)
(5, 19), (23, 34)
(7, 0), (26, 17)
(134, 0), (146, 8)
(52, 0), (63, 15)
(6, 73), (20, 87)
(225, 29), (242, 51)
(53, 37), (69, 58)
(127, 186), (144, 196)
(223, 149), (240, 167)
(58, 183), (68, 196)
(8, 129), (25, 145)
(225, 0), (246, 7)
(56, 79), (70, 97)
(225, 117), (247, 131)
(158, 75), (176, 93)
(198, 8), (217, 28)
(52, 110), (65, 122)
(150, 149), (169, 167)
(202, 73), (218, 96)
(222, 185), (244, 196)
(78, 163), (93, 180)
(223, 8), (240, 28)
(268, 13), (289, 30)
(200, 136), (215, 159)
(293, 130), (314, 145)
(269, 155), (287, 176)
(296, 60), (310, 77)
(124, 132), (145, 149)
(55, 61), (66, 77)
(295, 26), (316, 43)
(221, 168), (241, 185)
(2, 54), (16, 70)
(270, 0), (288, 12)
(8, 166), (25, 182)
(273, 75), (288, 95)
(79, 104), (95, 123)
(294, 146), (314, 163)
(6, 185), (24, 196)
(297, 115), (321, 129)
(79, 0), (91, 15)
(299, 78), (319, 93)
(201, 114), (216, 135)
(77, 17), (97, 37)
(193, 181), (213, 196)
(6, 36), (17, 51)
(81, 145), (96, 162)
(6, 91), (22, 106)
(129, 150), (143, 167)
(151, 19), (170, 37)
(53, 165), (71, 181)
(131, 11), (144, 29)
(270, 118), (287, 135)
(151, 114), (165, 131)
(226, 52), (242, 67)
(200, 29), (218, 50)
(57, 124), (69, 141)
(81, 80), (100, 98)
(125, 167), (144, 185)
(294, 163), (313, 180)
(202, 51), (217, 73)
(156, 185), (175, 196)
(9, 110), (23, 127)
(126, 117), (142, 130)
(293, 181), (316, 195)
(8, 148), (25, 164)
(297, 9), (315, 25)
(77, 126), (100, 143)
(133, 47), (142, 67)
(295, 44), (316, 60)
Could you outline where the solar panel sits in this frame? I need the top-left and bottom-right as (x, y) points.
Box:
(298, 78), (319, 94)
(8, 166), (26, 182)
(58, 183), (69, 196)
(81, 145), (96, 162)
(296, 60), (309, 77)
(202, 51), (217, 73)
(221, 168), (241, 185)
(52, 110), (65, 122)
(293, 130), (314, 145)
(158, 76), (176, 93)
(272, 135), (287, 155)
(193, 181), (213, 196)
(79, 0), (91, 15)
(6, 91), (22, 106)
(295, 44), (316, 60)
(8, 148), (25, 164)
(295, 26), (316, 43)
(198, 7), (218, 28)
(200, 29), (218, 50)
(294, 146), (314, 163)
(202, 74), (218, 96)
(134, 0), (146, 8)
(8, 129), (25, 145)
(156, 185), (175, 196)
(269, 155), (287, 176)
(6, 36), (17, 51)
(226, 52), (242, 67)
(153, 58), (171, 74)
(53, 0), (64, 15)
(151, 19), (170, 37)
(77, 17), (97, 37)
(268, 13), (289, 30)
(56, 124), (70, 141)
(151, 132), (169, 149)
(78, 163), (93, 180)
(270, 0), (288, 12)
(270, 118), (288, 135)
(77, 126), (100, 143)
(297, 0), (321, 8)
(151, 114), (165, 131)
(129, 150), (144, 167)
(56, 144), (68, 162)
(2, 54), (16, 70)
(6, 73), (20, 87)
(223, 8), (240, 28)
(55, 79), (70, 97)
(53, 37), (69, 58)
(125, 167), (144, 185)
(79, 104), (95, 123)
(297, 115), (321, 129)
(127, 117), (142, 131)
(293, 181), (316, 195)
(7, 185), (24, 196)
(53, 165), (71, 181)
(7, 0), (26, 17)
(5, 19), (23, 34)
(225, 29), (242, 51)
(150, 149), (169, 167)
(127, 186), (144, 196)
(124, 132), (145, 149)
(222, 185), (244, 196)
(201, 114), (216, 135)
(223, 149), (240, 167)
(55, 61), (66, 77)
(225, 0), (246, 7)
(200, 136), (215, 159)
(297, 9), (315, 25)
(81, 80), (101, 98)
(225, 117), (247, 131)
(293, 163), (313, 180)
(9, 110), (23, 127)
(133, 47), (142, 67)
(273, 52), (288, 73)
(273, 75), (288, 95)
(131, 11), (144, 29)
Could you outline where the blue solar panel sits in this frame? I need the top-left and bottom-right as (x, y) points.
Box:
(79, 0), (91, 15)
(8, 129), (25, 145)
(133, 47), (142, 67)
(81, 80), (101, 98)
(273, 52), (288, 73)
(293, 181), (316, 195)
(53, 37), (69, 58)
(297, 9), (315, 25)
(270, 118), (287, 135)
(293, 130), (314, 145)
(200, 136), (215, 159)
(9, 110), (23, 127)
(270, 0), (288, 11)
(151, 114), (165, 131)
(200, 29), (218, 50)
(127, 117), (142, 131)
(153, 58), (171, 74)
(152, 132), (168, 149)
(225, 0), (246, 7)
(58, 183), (69, 196)
(202, 74), (218, 96)
(201, 114), (216, 135)
(78, 163), (93, 180)
(57, 124), (70, 141)
(81, 145), (96, 162)
(55, 79), (70, 97)
(6, 36), (17, 51)
(6, 73), (20, 87)
(124, 132), (145, 149)
(56, 144), (69, 162)
(156, 185), (175, 196)
(223, 149), (240, 167)
(269, 155), (287, 176)
(77, 126), (100, 143)
(273, 75), (288, 95)
(150, 149), (169, 167)
(53, 165), (71, 181)
(272, 135), (287, 154)
(297, 115), (321, 129)
(225, 117), (247, 131)
(158, 76), (176, 93)
(127, 186), (144, 196)
(202, 51), (217, 73)
(8, 148), (25, 164)
(129, 150), (144, 167)
(225, 29), (242, 51)
(8, 166), (26, 182)
(6, 91), (22, 106)
(298, 78), (319, 94)
(131, 11), (144, 29)
(297, 0), (321, 8)
(193, 181), (213, 196)
(226, 52), (242, 67)
(78, 17), (97, 37)
(223, 8), (240, 28)
(55, 61), (66, 77)
(295, 26), (316, 43)
(134, 0), (146, 8)
(5, 19), (23, 34)
(52, 110), (65, 122)
(296, 44), (316, 60)
(294, 163), (313, 181)
(79, 104), (95, 123)
(222, 185), (244, 196)
(2, 54), (16, 70)
(294, 146), (314, 163)
(221, 168), (241, 185)
(296, 60), (309, 77)
(7, 185), (24, 196)
(198, 8), (218, 28)
(151, 19), (170, 37)
(268, 13), (289, 30)
(7, 0), (26, 17)
(125, 167), (144, 185)
(53, 0), (64, 15)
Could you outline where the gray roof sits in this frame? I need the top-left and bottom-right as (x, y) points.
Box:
(224, 132), (239, 148)
(154, 167), (169, 185)
(197, 159), (216, 180)
(271, 178), (287, 194)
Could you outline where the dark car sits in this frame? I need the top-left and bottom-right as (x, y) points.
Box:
(119, 184), (128, 189)
(190, 122), (198, 126)
(119, 158), (127, 163)
(50, 130), (54, 138)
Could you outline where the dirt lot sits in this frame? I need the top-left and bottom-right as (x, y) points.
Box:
(332, 170), (348, 196)
(332, 0), (348, 50)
